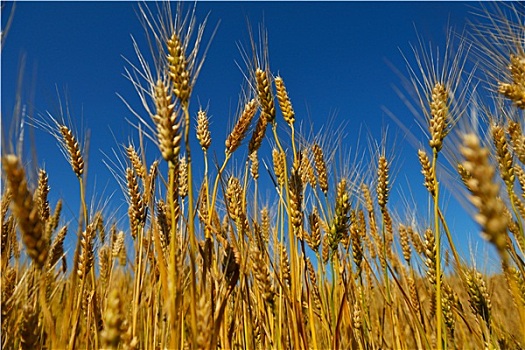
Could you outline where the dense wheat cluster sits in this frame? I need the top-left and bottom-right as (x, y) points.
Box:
(2, 2), (525, 349)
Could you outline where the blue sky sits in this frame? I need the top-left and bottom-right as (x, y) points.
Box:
(1, 2), (498, 269)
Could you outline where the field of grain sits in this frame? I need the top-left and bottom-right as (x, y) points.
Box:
(1, 2), (525, 349)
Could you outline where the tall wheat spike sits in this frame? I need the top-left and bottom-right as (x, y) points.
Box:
(2, 155), (47, 267)
(460, 133), (509, 255)
(152, 78), (182, 163)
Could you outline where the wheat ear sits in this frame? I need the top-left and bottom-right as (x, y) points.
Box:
(59, 125), (84, 178)
(460, 133), (509, 255)
(499, 54), (525, 109)
(196, 109), (212, 151)
(2, 155), (47, 267)
(152, 79), (182, 163)
(167, 32), (191, 106)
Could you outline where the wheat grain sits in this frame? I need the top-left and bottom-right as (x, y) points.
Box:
(274, 76), (295, 125)
(329, 179), (350, 251)
(350, 218), (363, 273)
(255, 68), (276, 123)
(377, 155), (389, 211)
(126, 145), (146, 179)
(428, 83), (449, 152)
(250, 246), (274, 306)
(466, 269), (492, 327)
(418, 149), (436, 196)
(35, 169), (50, 223)
(442, 283), (456, 339)
(178, 157), (189, 198)
(196, 109), (211, 151)
(77, 224), (95, 280)
(424, 228), (437, 285)
(19, 304), (40, 350)
(499, 54), (525, 109)
(248, 112), (269, 155)
(508, 121), (525, 164)
(460, 133), (509, 255)
(289, 163), (303, 239)
(2, 155), (47, 267)
(47, 226), (67, 272)
(126, 168), (146, 239)
(225, 99), (257, 154)
(399, 224), (412, 264)
(312, 144), (328, 195)
(60, 125), (84, 177)
(152, 78), (182, 163)
(491, 123), (515, 188)
(167, 32), (191, 106)
(101, 288), (127, 349)
(307, 208), (321, 252)
(249, 150), (259, 180)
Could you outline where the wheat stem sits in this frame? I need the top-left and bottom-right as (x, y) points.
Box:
(431, 149), (444, 350)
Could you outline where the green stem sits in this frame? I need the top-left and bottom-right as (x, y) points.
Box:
(168, 162), (179, 348)
(203, 150), (210, 238)
(208, 153), (231, 225)
(182, 105), (198, 345)
(432, 149), (444, 350)
(132, 224), (144, 343)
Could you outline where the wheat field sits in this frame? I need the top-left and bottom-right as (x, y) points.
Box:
(1, 2), (525, 349)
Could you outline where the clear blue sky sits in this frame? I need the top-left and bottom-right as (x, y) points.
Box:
(1, 2), (498, 269)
